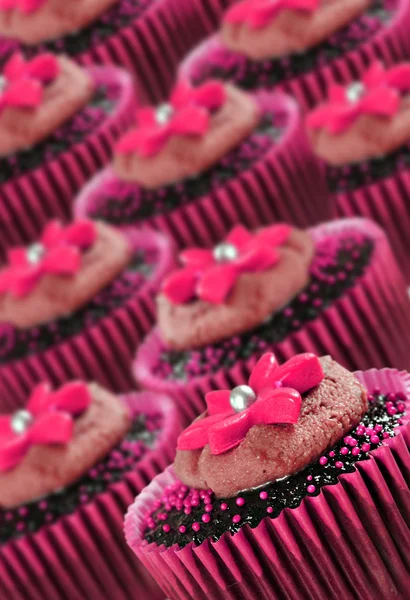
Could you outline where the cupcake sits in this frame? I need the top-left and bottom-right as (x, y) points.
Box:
(125, 353), (410, 600)
(0, 0), (216, 104)
(74, 79), (330, 249)
(180, 0), (410, 110)
(307, 61), (410, 282)
(0, 219), (175, 413)
(0, 51), (135, 259)
(134, 218), (410, 422)
(0, 379), (180, 599)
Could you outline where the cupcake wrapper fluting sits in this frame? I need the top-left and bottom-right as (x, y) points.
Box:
(181, 0), (410, 111)
(335, 169), (410, 283)
(74, 91), (331, 250)
(0, 391), (181, 600)
(124, 368), (410, 600)
(0, 228), (175, 414)
(134, 218), (410, 423)
(0, 67), (135, 262)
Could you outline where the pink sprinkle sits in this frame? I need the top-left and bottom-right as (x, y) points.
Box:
(163, 524), (170, 533)
(335, 461), (344, 468)
(329, 451), (335, 457)
(361, 443), (371, 452)
(319, 456), (328, 466)
(266, 507), (273, 514)
(232, 515), (241, 524)
(352, 447), (360, 456)
(236, 497), (245, 507)
(307, 485), (316, 494)
(178, 526), (186, 534)
(306, 475), (313, 481)
(370, 435), (380, 444)
(202, 513), (211, 524)
(340, 447), (349, 455)
(374, 424), (383, 433)
(205, 504), (213, 513)
(382, 432), (391, 439)
(259, 491), (268, 500)
(192, 522), (201, 532)
(220, 503), (228, 511)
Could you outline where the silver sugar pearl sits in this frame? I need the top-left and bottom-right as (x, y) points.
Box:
(155, 103), (174, 125)
(0, 75), (7, 94)
(11, 410), (33, 434)
(213, 242), (239, 263)
(26, 242), (45, 265)
(229, 385), (256, 413)
(345, 81), (366, 104)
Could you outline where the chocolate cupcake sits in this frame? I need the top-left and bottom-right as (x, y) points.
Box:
(0, 219), (175, 413)
(74, 79), (330, 249)
(181, 0), (410, 110)
(0, 0), (220, 104)
(134, 218), (410, 422)
(307, 61), (410, 282)
(0, 380), (180, 599)
(0, 51), (135, 259)
(125, 353), (410, 600)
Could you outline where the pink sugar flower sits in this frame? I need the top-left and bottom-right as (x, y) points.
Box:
(178, 352), (324, 455)
(0, 382), (91, 472)
(224, 0), (319, 30)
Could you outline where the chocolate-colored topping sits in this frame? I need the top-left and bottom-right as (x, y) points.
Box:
(174, 356), (368, 497)
(158, 229), (314, 351)
(0, 0), (119, 46)
(0, 222), (131, 330)
(0, 383), (131, 508)
(0, 57), (93, 157)
(113, 85), (260, 189)
(221, 0), (370, 60)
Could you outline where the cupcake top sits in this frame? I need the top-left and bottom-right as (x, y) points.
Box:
(174, 353), (368, 497)
(113, 80), (261, 189)
(0, 0), (118, 45)
(0, 52), (93, 156)
(220, 0), (370, 60)
(0, 380), (130, 508)
(0, 219), (131, 329)
(306, 61), (410, 165)
(157, 223), (314, 350)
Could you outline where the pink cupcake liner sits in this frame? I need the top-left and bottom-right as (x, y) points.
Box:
(124, 369), (410, 600)
(74, 90), (330, 250)
(134, 218), (410, 422)
(181, 0), (410, 111)
(0, 228), (175, 414)
(0, 66), (135, 262)
(335, 168), (410, 283)
(0, 390), (181, 600)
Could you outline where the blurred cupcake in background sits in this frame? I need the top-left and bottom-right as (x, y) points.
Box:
(0, 380), (180, 599)
(125, 353), (410, 600)
(134, 218), (410, 421)
(74, 79), (330, 249)
(0, 51), (135, 258)
(0, 219), (175, 413)
(181, 0), (410, 110)
(0, 0), (218, 103)
(307, 61), (410, 282)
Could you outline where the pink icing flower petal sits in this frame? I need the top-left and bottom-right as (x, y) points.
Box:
(61, 220), (96, 249)
(248, 353), (279, 393)
(385, 63), (410, 91)
(359, 87), (400, 117)
(180, 248), (214, 269)
(7, 247), (29, 267)
(170, 106), (210, 137)
(51, 381), (92, 415)
(208, 411), (251, 455)
(362, 61), (386, 88)
(255, 223), (292, 247)
(251, 387), (302, 424)
(41, 245), (81, 275)
(225, 224), (254, 249)
(28, 411), (74, 445)
(162, 268), (199, 304)
(41, 220), (64, 246)
(177, 413), (229, 451)
(190, 80), (226, 110)
(26, 382), (53, 415)
(136, 107), (158, 129)
(196, 263), (239, 304)
(236, 245), (279, 273)
(0, 415), (12, 439)
(25, 53), (60, 83)
(18, 0), (46, 14)
(205, 390), (232, 416)
(274, 353), (324, 393)
(2, 79), (43, 109)
(328, 84), (347, 105)
(225, 0), (319, 30)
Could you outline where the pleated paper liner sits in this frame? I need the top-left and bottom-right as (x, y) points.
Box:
(134, 218), (410, 423)
(335, 166), (410, 284)
(0, 228), (175, 414)
(124, 368), (410, 600)
(74, 90), (331, 250)
(181, 0), (410, 111)
(0, 66), (135, 261)
(0, 390), (181, 600)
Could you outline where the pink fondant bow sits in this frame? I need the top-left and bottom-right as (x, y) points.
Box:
(178, 352), (324, 455)
(162, 224), (292, 305)
(0, 381), (91, 472)
(0, 0), (46, 14)
(0, 220), (97, 298)
(306, 62), (410, 134)
(224, 0), (319, 29)
(116, 80), (226, 158)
